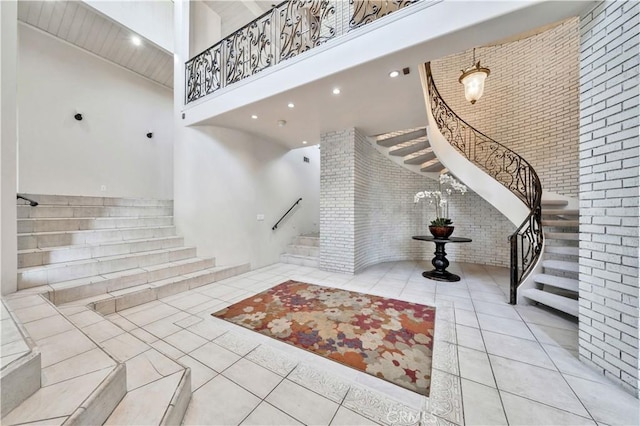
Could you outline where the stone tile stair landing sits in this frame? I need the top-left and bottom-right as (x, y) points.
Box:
(280, 233), (319, 268)
(2, 194), (251, 425)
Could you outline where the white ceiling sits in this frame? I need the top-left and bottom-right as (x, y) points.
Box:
(201, 0), (274, 38)
(17, 0), (173, 88)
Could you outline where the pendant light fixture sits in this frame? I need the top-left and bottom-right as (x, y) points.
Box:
(459, 48), (490, 104)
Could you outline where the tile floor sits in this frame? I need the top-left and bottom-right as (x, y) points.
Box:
(93, 261), (640, 426)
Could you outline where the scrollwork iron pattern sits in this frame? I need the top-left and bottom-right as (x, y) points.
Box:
(186, 0), (422, 104)
(349, 0), (420, 30)
(424, 63), (543, 305)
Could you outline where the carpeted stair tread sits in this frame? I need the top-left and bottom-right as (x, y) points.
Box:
(541, 199), (569, 207)
(421, 162), (445, 173)
(533, 273), (579, 292)
(521, 288), (578, 317)
(542, 259), (579, 273)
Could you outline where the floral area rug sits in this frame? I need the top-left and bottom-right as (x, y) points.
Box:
(212, 280), (436, 395)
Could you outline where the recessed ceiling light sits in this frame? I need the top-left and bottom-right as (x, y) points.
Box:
(389, 70), (400, 78)
(287, 102), (295, 108)
(251, 114), (258, 119)
(332, 88), (341, 95)
(131, 35), (142, 46)
(302, 140), (307, 144)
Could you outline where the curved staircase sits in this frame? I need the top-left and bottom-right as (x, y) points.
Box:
(522, 198), (579, 316)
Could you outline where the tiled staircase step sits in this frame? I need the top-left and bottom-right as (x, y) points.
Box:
(280, 253), (319, 268)
(541, 199), (569, 207)
(1, 294), (126, 425)
(285, 244), (320, 257)
(421, 162), (445, 173)
(389, 141), (430, 157)
(18, 216), (173, 234)
(18, 225), (177, 250)
(19, 194), (173, 208)
(18, 247), (197, 289)
(545, 246), (579, 256)
(542, 209), (579, 217)
(58, 303), (190, 425)
(404, 151), (437, 165)
(88, 264), (250, 314)
(18, 236), (184, 268)
(0, 300), (41, 417)
(49, 257), (217, 305)
(542, 259), (579, 274)
(521, 288), (578, 317)
(545, 232), (579, 241)
(17, 205), (172, 219)
(542, 219), (579, 227)
(533, 273), (579, 293)
(377, 128), (427, 147)
(296, 236), (319, 247)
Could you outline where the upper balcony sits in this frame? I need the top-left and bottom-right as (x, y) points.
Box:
(178, 0), (593, 148)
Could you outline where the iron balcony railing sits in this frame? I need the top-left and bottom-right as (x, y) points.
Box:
(185, 0), (420, 104)
(423, 62), (543, 305)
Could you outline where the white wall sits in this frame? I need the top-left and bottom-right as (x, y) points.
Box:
(189, 0), (221, 58)
(1, 0), (18, 295)
(17, 24), (174, 199)
(173, 125), (320, 269)
(83, 0), (174, 53)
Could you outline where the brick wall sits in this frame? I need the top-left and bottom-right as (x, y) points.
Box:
(320, 128), (515, 274)
(578, 0), (639, 396)
(431, 18), (580, 198)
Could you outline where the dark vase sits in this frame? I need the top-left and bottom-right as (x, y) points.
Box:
(429, 225), (454, 239)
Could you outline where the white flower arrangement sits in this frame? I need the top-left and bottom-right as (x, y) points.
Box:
(414, 174), (467, 226)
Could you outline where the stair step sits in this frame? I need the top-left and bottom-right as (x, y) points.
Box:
(18, 216), (174, 234)
(17, 205), (172, 219)
(421, 162), (445, 173)
(377, 129), (427, 148)
(18, 247), (198, 289)
(296, 236), (319, 247)
(19, 194), (173, 207)
(404, 152), (437, 165)
(521, 288), (578, 317)
(389, 141), (430, 157)
(542, 220), (579, 227)
(49, 257), (217, 305)
(541, 199), (569, 207)
(18, 226), (177, 250)
(542, 259), (579, 274)
(533, 273), (579, 293)
(1, 295), (125, 425)
(545, 246), (579, 256)
(18, 236), (184, 268)
(546, 232), (579, 241)
(280, 253), (319, 268)
(285, 244), (320, 257)
(542, 209), (579, 217)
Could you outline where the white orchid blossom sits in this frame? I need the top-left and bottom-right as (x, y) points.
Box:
(414, 174), (467, 223)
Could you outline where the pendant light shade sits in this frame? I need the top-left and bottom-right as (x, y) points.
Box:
(459, 49), (490, 104)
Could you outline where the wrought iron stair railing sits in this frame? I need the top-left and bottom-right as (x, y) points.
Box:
(185, 0), (420, 104)
(423, 62), (543, 304)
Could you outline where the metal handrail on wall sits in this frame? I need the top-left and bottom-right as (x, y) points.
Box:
(273, 198), (303, 230)
(423, 62), (543, 305)
(185, 0), (420, 104)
